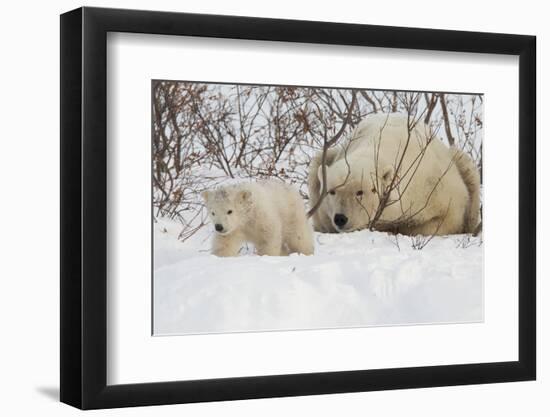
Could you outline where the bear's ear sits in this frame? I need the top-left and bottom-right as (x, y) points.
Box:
(239, 189), (251, 202)
(381, 165), (395, 184)
(201, 190), (210, 202)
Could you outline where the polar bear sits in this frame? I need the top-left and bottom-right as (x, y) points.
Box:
(202, 180), (314, 257)
(308, 113), (480, 236)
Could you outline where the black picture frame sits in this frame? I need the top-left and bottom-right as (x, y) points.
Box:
(60, 6), (536, 410)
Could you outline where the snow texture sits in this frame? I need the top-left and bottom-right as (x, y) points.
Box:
(153, 217), (483, 336)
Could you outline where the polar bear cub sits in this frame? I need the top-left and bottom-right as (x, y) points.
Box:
(202, 180), (314, 257)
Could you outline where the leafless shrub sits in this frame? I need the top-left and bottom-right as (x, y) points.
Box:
(388, 234), (401, 252)
(409, 235), (430, 250)
(455, 234), (483, 249)
(152, 81), (483, 241)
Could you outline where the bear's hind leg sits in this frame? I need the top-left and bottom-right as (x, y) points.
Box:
(410, 209), (464, 236)
(212, 233), (243, 257)
(254, 229), (283, 256)
(256, 241), (283, 256)
(286, 225), (314, 255)
(436, 200), (468, 235)
(280, 243), (290, 256)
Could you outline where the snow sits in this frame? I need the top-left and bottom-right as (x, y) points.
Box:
(153, 217), (483, 336)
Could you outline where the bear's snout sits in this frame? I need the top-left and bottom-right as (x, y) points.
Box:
(215, 223), (224, 232)
(334, 214), (348, 228)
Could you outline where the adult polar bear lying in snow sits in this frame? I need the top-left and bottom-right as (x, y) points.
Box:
(308, 113), (480, 236)
(202, 180), (314, 257)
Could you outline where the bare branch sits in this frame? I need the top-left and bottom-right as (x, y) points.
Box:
(306, 91), (357, 218)
(439, 93), (456, 147)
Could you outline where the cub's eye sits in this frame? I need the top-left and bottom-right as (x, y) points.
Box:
(211, 212), (215, 216)
(356, 190), (364, 196)
(329, 190), (336, 195)
(227, 210), (233, 215)
(371, 187), (377, 194)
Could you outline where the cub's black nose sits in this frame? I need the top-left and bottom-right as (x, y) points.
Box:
(334, 214), (348, 228)
(215, 224), (224, 232)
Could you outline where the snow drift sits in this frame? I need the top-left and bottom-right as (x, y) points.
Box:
(153, 218), (483, 335)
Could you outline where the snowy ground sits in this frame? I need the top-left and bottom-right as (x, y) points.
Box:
(153, 217), (483, 336)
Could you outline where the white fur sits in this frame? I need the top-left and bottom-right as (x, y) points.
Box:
(202, 180), (314, 257)
(307, 113), (481, 236)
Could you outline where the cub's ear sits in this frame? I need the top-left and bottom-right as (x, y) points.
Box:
(381, 165), (395, 184)
(239, 189), (252, 202)
(201, 190), (210, 202)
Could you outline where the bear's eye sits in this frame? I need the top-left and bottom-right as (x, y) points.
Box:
(227, 210), (233, 215)
(329, 190), (336, 195)
(371, 187), (377, 194)
(356, 190), (363, 196)
(211, 212), (215, 216)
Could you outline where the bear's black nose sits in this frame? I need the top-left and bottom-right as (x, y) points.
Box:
(334, 214), (348, 228)
(215, 224), (224, 232)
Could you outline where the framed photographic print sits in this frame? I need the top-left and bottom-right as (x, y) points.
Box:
(60, 6), (536, 409)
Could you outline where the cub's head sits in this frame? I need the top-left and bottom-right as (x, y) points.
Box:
(320, 158), (395, 232)
(201, 186), (252, 235)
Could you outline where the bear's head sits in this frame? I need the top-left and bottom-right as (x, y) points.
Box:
(319, 156), (396, 232)
(202, 186), (252, 235)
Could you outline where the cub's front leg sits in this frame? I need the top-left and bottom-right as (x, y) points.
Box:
(211, 233), (243, 257)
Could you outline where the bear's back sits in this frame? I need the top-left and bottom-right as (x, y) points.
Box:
(340, 113), (453, 171)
